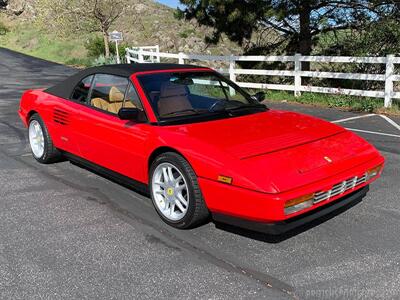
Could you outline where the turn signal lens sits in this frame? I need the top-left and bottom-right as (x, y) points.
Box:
(217, 175), (233, 184)
(284, 193), (314, 215)
(367, 164), (383, 180)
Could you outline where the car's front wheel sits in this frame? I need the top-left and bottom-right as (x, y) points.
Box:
(28, 113), (61, 164)
(149, 152), (209, 229)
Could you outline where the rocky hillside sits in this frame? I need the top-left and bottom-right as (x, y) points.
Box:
(1, 0), (242, 56)
(122, 1), (242, 55)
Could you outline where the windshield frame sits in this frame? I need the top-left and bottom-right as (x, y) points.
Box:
(135, 69), (267, 125)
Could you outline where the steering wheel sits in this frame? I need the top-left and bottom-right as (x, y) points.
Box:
(208, 100), (229, 112)
(209, 99), (248, 112)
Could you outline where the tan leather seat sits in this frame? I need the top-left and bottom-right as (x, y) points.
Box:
(108, 86), (138, 114)
(91, 97), (109, 111)
(124, 101), (136, 109)
(107, 86), (124, 114)
(157, 83), (192, 116)
(91, 87), (137, 114)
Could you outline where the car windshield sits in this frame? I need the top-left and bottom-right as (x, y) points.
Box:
(137, 71), (266, 122)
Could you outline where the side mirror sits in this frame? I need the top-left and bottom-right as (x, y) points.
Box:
(118, 107), (140, 120)
(252, 91), (265, 102)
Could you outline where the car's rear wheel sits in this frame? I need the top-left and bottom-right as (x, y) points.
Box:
(28, 114), (61, 164)
(149, 152), (209, 228)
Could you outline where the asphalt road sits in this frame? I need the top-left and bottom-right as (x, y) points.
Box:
(1, 47), (399, 299)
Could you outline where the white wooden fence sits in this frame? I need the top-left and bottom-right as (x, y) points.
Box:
(126, 46), (400, 108)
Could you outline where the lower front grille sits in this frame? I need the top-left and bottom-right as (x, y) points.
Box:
(314, 174), (367, 204)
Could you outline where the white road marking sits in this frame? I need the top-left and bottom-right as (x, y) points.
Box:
(344, 128), (400, 138)
(379, 114), (400, 131)
(332, 113), (400, 138)
(331, 114), (376, 123)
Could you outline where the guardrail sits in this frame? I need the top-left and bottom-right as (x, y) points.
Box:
(126, 46), (400, 108)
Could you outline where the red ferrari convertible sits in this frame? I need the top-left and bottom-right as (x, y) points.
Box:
(18, 64), (384, 234)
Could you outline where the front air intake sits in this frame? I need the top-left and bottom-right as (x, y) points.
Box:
(314, 174), (367, 204)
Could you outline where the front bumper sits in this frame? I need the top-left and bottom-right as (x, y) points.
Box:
(212, 185), (369, 235)
(198, 154), (383, 223)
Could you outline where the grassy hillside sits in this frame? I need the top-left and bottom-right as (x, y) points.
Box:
(0, 20), (91, 66)
(0, 0), (241, 67)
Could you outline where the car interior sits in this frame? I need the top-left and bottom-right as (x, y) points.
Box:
(91, 86), (136, 114)
(157, 83), (193, 116)
(146, 81), (224, 117)
(73, 72), (250, 119)
(139, 72), (251, 119)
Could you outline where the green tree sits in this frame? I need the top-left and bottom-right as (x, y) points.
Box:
(36, 0), (124, 58)
(315, 17), (400, 90)
(177, 1), (398, 59)
(321, 18), (400, 56)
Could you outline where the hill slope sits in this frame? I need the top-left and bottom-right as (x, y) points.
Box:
(0, 0), (242, 66)
(120, 0), (241, 55)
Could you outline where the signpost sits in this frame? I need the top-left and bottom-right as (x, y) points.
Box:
(109, 31), (123, 64)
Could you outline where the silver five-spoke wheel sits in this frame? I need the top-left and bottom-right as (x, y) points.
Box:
(152, 162), (189, 221)
(29, 119), (45, 158)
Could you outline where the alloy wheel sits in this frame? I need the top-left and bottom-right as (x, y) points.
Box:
(29, 120), (45, 158)
(152, 162), (189, 221)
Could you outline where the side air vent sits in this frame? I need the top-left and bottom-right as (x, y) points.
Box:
(53, 108), (69, 125)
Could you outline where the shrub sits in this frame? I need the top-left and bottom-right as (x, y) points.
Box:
(91, 54), (120, 66)
(178, 28), (195, 38)
(85, 36), (128, 59)
(65, 57), (93, 67)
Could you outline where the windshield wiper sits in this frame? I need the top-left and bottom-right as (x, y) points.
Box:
(225, 103), (267, 112)
(161, 108), (207, 117)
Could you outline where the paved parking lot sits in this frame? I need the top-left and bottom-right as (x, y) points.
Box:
(0, 47), (399, 299)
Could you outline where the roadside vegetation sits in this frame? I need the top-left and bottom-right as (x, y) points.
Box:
(264, 91), (400, 115)
(0, 23), (92, 66)
(1, 0), (400, 113)
(178, 0), (400, 113)
(0, 19), (8, 34)
(0, 0), (241, 65)
(36, 0), (125, 59)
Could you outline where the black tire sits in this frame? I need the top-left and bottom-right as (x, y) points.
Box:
(28, 113), (61, 164)
(149, 152), (209, 229)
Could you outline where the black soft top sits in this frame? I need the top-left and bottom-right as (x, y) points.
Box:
(45, 63), (208, 99)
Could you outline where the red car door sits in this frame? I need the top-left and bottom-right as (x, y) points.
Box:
(50, 98), (84, 156)
(75, 74), (151, 183)
(47, 75), (95, 156)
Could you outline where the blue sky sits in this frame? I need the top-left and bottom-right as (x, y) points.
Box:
(156, 0), (182, 8)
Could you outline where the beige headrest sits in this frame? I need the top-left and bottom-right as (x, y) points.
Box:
(159, 83), (187, 99)
(109, 86), (124, 103)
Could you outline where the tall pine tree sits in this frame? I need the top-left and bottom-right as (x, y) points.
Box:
(177, 0), (398, 57)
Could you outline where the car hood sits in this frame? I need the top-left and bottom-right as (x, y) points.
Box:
(162, 110), (381, 193)
(175, 110), (345, 159)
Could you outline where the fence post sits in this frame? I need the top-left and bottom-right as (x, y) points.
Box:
(229, 55), (236, 96)
(294, 53), (302, 97)
(125, 48), (131, 64)
(138, 48), (144, 63)
(178, 52), (184, 64)
(155, 45), (160, 63)
(149, 48), (154, 63)
(229, 55), (236, 82)
(385, 54), (394, 108)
